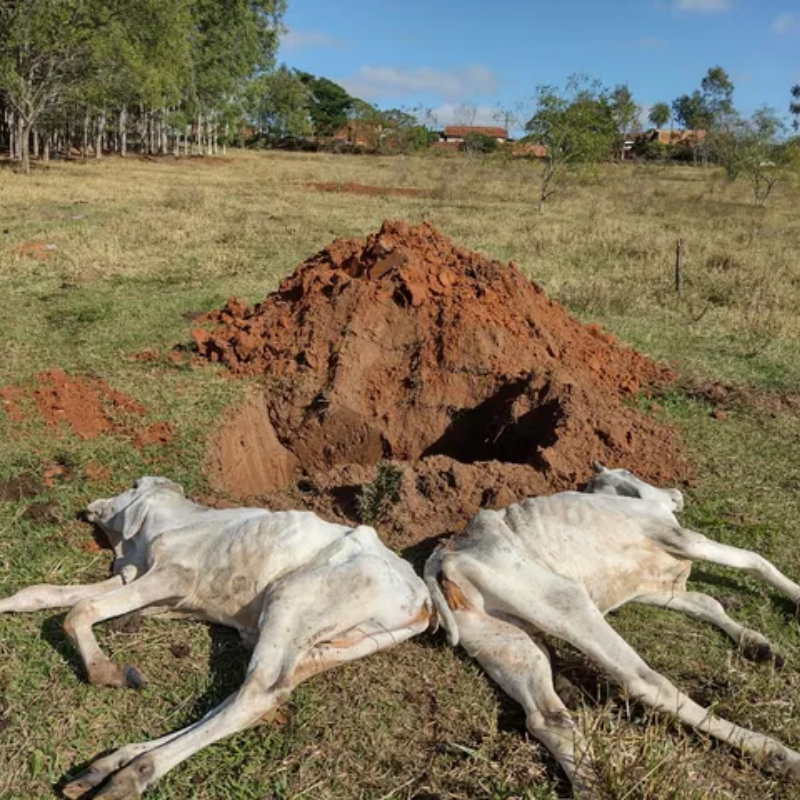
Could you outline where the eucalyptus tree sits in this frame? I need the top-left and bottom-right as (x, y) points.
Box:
(0, 0), (99, 171)
(0, 0), (285, 169)
(610, 84), (639, 160)
(246, 65), (312, 139)
(187, 0), (285, 154)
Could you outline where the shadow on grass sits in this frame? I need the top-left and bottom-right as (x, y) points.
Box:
(183, 626), (251, 722)
(41, 613), (84, 678)
(49, 622), (251, 797)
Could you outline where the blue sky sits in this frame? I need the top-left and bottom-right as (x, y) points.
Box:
(277, 0), (800, 133)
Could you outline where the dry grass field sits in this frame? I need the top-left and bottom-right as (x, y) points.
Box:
(1, 150), (799, 799)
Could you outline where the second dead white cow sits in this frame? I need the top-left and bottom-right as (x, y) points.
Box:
(424, 464), (800, 796)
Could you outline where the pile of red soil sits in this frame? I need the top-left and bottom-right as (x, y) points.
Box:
(0, 368), (173, 448)
(307, 182), (426, 198)
(194, 220), (688, 548)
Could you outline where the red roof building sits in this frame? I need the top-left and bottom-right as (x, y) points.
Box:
(442, 126), (509, 142)
(644, 128), (707, 145)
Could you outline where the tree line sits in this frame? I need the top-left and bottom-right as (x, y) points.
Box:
(245, 66), (437, 152)
(0, 0), (285, 172)
(2, 5), (798, 205)
(518, 68), (799, 210)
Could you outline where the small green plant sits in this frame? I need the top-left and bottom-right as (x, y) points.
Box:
(356, 461), (403, 525)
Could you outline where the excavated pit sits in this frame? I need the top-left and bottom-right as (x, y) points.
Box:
(194, 220), (689, 548)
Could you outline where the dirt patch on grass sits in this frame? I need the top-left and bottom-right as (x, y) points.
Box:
(133, 421), (176, 449)
(1, 369), (175, 449)
(0, 368), (144, 439)
(681, 378), (800, 417)
(307, 182), (426, 198)
(0, 472), (45, 501)
(194, 220), (689, 547)
(14, 241), (56, 260)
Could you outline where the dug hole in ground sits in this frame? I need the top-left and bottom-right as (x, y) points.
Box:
(195, 219), (689, 552)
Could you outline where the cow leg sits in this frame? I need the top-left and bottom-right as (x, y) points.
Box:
(635, 590), (781, 664)
(0, 576), (124, 613)
(63, 537), (429, 799)
(658, 528), (800, 607)
(453, 608), (597, 796)
(447, 551), (800, 783)
(63, 570), (181, 689)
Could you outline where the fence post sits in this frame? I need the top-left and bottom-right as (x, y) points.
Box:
(675, 238), (684, 295)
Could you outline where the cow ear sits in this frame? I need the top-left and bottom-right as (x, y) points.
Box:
(593, 461), (607, 474)
(614, 483), (641, 499)
(109, 497), (150, 541)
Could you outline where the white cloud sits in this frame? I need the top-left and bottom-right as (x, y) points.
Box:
(341, 65), (499, 101)
(772, 12), (799, 34)
(281, 29), (342, 49)
(425, 103), (506, 128)
(673, 0), (732, 13)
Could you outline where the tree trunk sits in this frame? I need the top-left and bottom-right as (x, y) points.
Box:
(43, 135), (50, 162)
(120, 105), (128, 157)
(32, 126), (39, 159)
(95, 110), (106, 158)
(82, 109), (91, 158)
(138, 105), (146, 153)
(15, 113), (24, 162)
(148, 110), (155, 154)
(20, 119), (32, 174)
(160, 107), (168, 154)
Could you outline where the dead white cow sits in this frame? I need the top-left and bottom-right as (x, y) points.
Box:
(424, 464), (800, 796)
(0, 477), (431, 799)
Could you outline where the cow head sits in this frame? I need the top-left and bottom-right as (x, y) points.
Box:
(85, 477), (185, 544)
(585, 462), (684, 514)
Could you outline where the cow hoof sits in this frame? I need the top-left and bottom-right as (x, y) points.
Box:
(92, 757), (153, 799)
(62, 768), (105, 800)
(740, 632), (781, 666)
(94, 783), (142, 800)
(123, 665), (147, 689)
(62, 781), (93, 799)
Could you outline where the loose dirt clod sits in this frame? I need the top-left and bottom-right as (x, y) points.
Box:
(195, 220), (689, 547)
(133, 422), (175, 449)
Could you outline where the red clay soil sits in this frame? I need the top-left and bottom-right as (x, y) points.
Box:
(307, 182), (426, 198)
(194, 220), (689, 549)
(14, 242), (56, 260)
(133, 421), (176, 449)
(0, 368), (171, 449)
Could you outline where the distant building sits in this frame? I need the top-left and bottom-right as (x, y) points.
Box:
(441, 126), (509, 143)
(511, 141), (548, 158)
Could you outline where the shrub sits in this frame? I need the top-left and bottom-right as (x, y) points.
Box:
(463, 132), (498, 154)
(356, 462), (403, 525)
